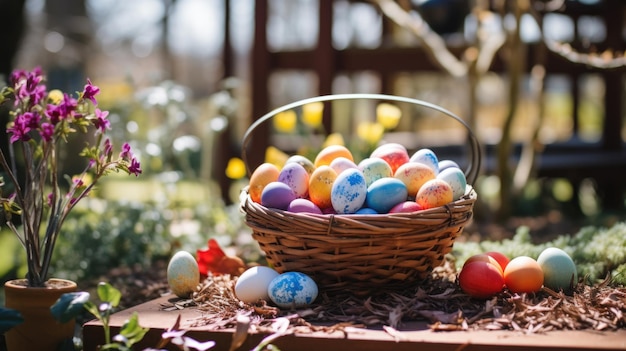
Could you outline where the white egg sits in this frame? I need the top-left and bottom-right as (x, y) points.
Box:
(437, 167), (467, 200)
(235, 266), (280, 303)
(167, 251), (200, 298)
(268, 272), (318, 309)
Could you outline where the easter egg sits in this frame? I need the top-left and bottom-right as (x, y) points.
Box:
(331, 168), (367, 214)
(463, 254), (504, 274)
(459, 260), (505, 299)
(249, 163), (280, 203)
(438, 159), (460, 172)
(388, 201), (422, 214)
(329, 156), (358, 174)
(235, 266), (280, 303)
(268, 272), (319, 308)
(485, 251), (510, 271)
(288, 198), (323, 214)
(167, 251), (200, 298)
(261, 181), (296, 210)
(504, 256), (544, 293)
(537, 247), (577, 293)
(415, 179), (453, 209)
(355, 207), (378, 214)
(410, 148), (439, 173)
(359, 157), (393, 187)
(278, 162), (310, 199)
(365, 177), (408, 214)
(285, 155), (315, 174)
(393, 162), (436, 198)
(308, 165), (337, 210)
(437, 167), (467, 200)
(370, 143), (410, 173)
(314, 145), (354, 168)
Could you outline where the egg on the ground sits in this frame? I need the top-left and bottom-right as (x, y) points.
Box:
(167, 251), (200, 298)
(235, 266), (280, 303)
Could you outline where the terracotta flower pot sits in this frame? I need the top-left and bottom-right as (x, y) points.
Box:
(3, 278), (78, 351)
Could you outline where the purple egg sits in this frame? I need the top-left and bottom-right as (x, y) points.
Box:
(278, 162), (310, 198)
(261, 181), (296, 210)
(288, 198), (323, 214)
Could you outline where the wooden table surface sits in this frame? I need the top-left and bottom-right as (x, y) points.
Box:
(82, 294), (626, 351)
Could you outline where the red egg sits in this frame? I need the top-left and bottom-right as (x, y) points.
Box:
(504, 256), (544, 293)
(463, 254), (503, 274)
(458, 261), (505, 299)
(370, 143), (409, 173)
(485, 251), (510, 271)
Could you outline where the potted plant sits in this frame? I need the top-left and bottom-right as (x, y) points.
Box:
(0, 67), (142, 351)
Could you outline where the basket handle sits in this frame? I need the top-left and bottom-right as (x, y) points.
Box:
(242, 93), (481, 185)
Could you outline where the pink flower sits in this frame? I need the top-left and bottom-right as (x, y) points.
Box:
(83, 79), (100, 105)
(93, 108), (111, 134)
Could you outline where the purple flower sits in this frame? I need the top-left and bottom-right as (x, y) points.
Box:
(119, 143), (132, 159)
(7, 113), (34, 143)
(93, 108), (111, 134)
(40, 122), (55, 142)
(103, 138), (113, 157)
(83, 79), (100, 105)
(15, 69), (46, 106)
(128, 157), (142, 176)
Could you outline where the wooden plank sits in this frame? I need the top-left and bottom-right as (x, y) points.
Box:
(82, 294), (626, 351)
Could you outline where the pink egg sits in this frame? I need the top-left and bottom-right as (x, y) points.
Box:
(415, 179), (453, 209)
(278, 162), (310, 198)
(288, 198), (323, 214)
(389, 201), (423, 213)
(329, 156), (358, 174)
(370, 143), (409, 173)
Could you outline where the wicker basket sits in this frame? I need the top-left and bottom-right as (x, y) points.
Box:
(240, 94), (480, 295)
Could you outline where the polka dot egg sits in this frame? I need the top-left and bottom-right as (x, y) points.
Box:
(268, 272), (319, 308)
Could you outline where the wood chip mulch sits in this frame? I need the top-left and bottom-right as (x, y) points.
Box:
(162, 259), (626, 336)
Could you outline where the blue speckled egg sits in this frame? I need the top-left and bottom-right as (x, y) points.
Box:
(410, 148), (439, 173)
(437, 167), (467, 200)
(268, 272), (318, 308)
(331, 168), (367, 214)
(359, 157), (393, 187)
(365, 177), (408, 213)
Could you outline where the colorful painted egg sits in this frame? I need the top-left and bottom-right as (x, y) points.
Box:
(235, 266), (280, 303)
(355, 207), (378, 214)
(410, 148), (439, 173)
(288, 198), (323, 214)
(331, 168), (367, 214)
(537, 247), (577, 293)
(394, 162), (436, 198)
(248, 163), (280, 203)
(370, 143), (409, 173)
(314, 144), (354, 168)
(308, 165), (337, 210)
(329, 156), (358, 174)
(167, 251), (200, 298)
(285, 154), (315, 175)
(261, 181), (296, 210)
(359, 157), (393, 187)
(438, 159), (460, 172)
(437, 167), (467, 200)
(365, 177), (408, 213)
(278, 162), (310, 199)
(389, 201), (422, 213)
(268, 272), (318, 308)
(415, 178), (453, 209)
(504, 256), (544, 293)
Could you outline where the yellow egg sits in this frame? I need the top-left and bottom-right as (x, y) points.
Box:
(167, 251), (200, 298)
(249, 163), (280, 203)
(308, 165), (337, 210)
(394, 162), (436, 198)
(314, 145), (354, 168)
(415, 178), (453, 209)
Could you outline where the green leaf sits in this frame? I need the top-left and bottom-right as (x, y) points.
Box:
(97, 282), (122, 307)
(50, 292), (90, 323)
(83, 301), (101, 320)
(118, 312), (149, 347)
(0, 307), (24, 333)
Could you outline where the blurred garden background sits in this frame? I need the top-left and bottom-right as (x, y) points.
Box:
(1, 0), (625, 312)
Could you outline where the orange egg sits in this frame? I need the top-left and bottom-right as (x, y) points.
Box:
(485, 251), (510, 271)
(314, 145), (354, 168)
(463, 254), (503, 274)
(414, 179), (453, 209)
(394, 162), (436, 197)
(248, 163), (280, 203)
(503, 256), (544, 293)
(308, 165), (337, 210)
(458, 261), (505, 299)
